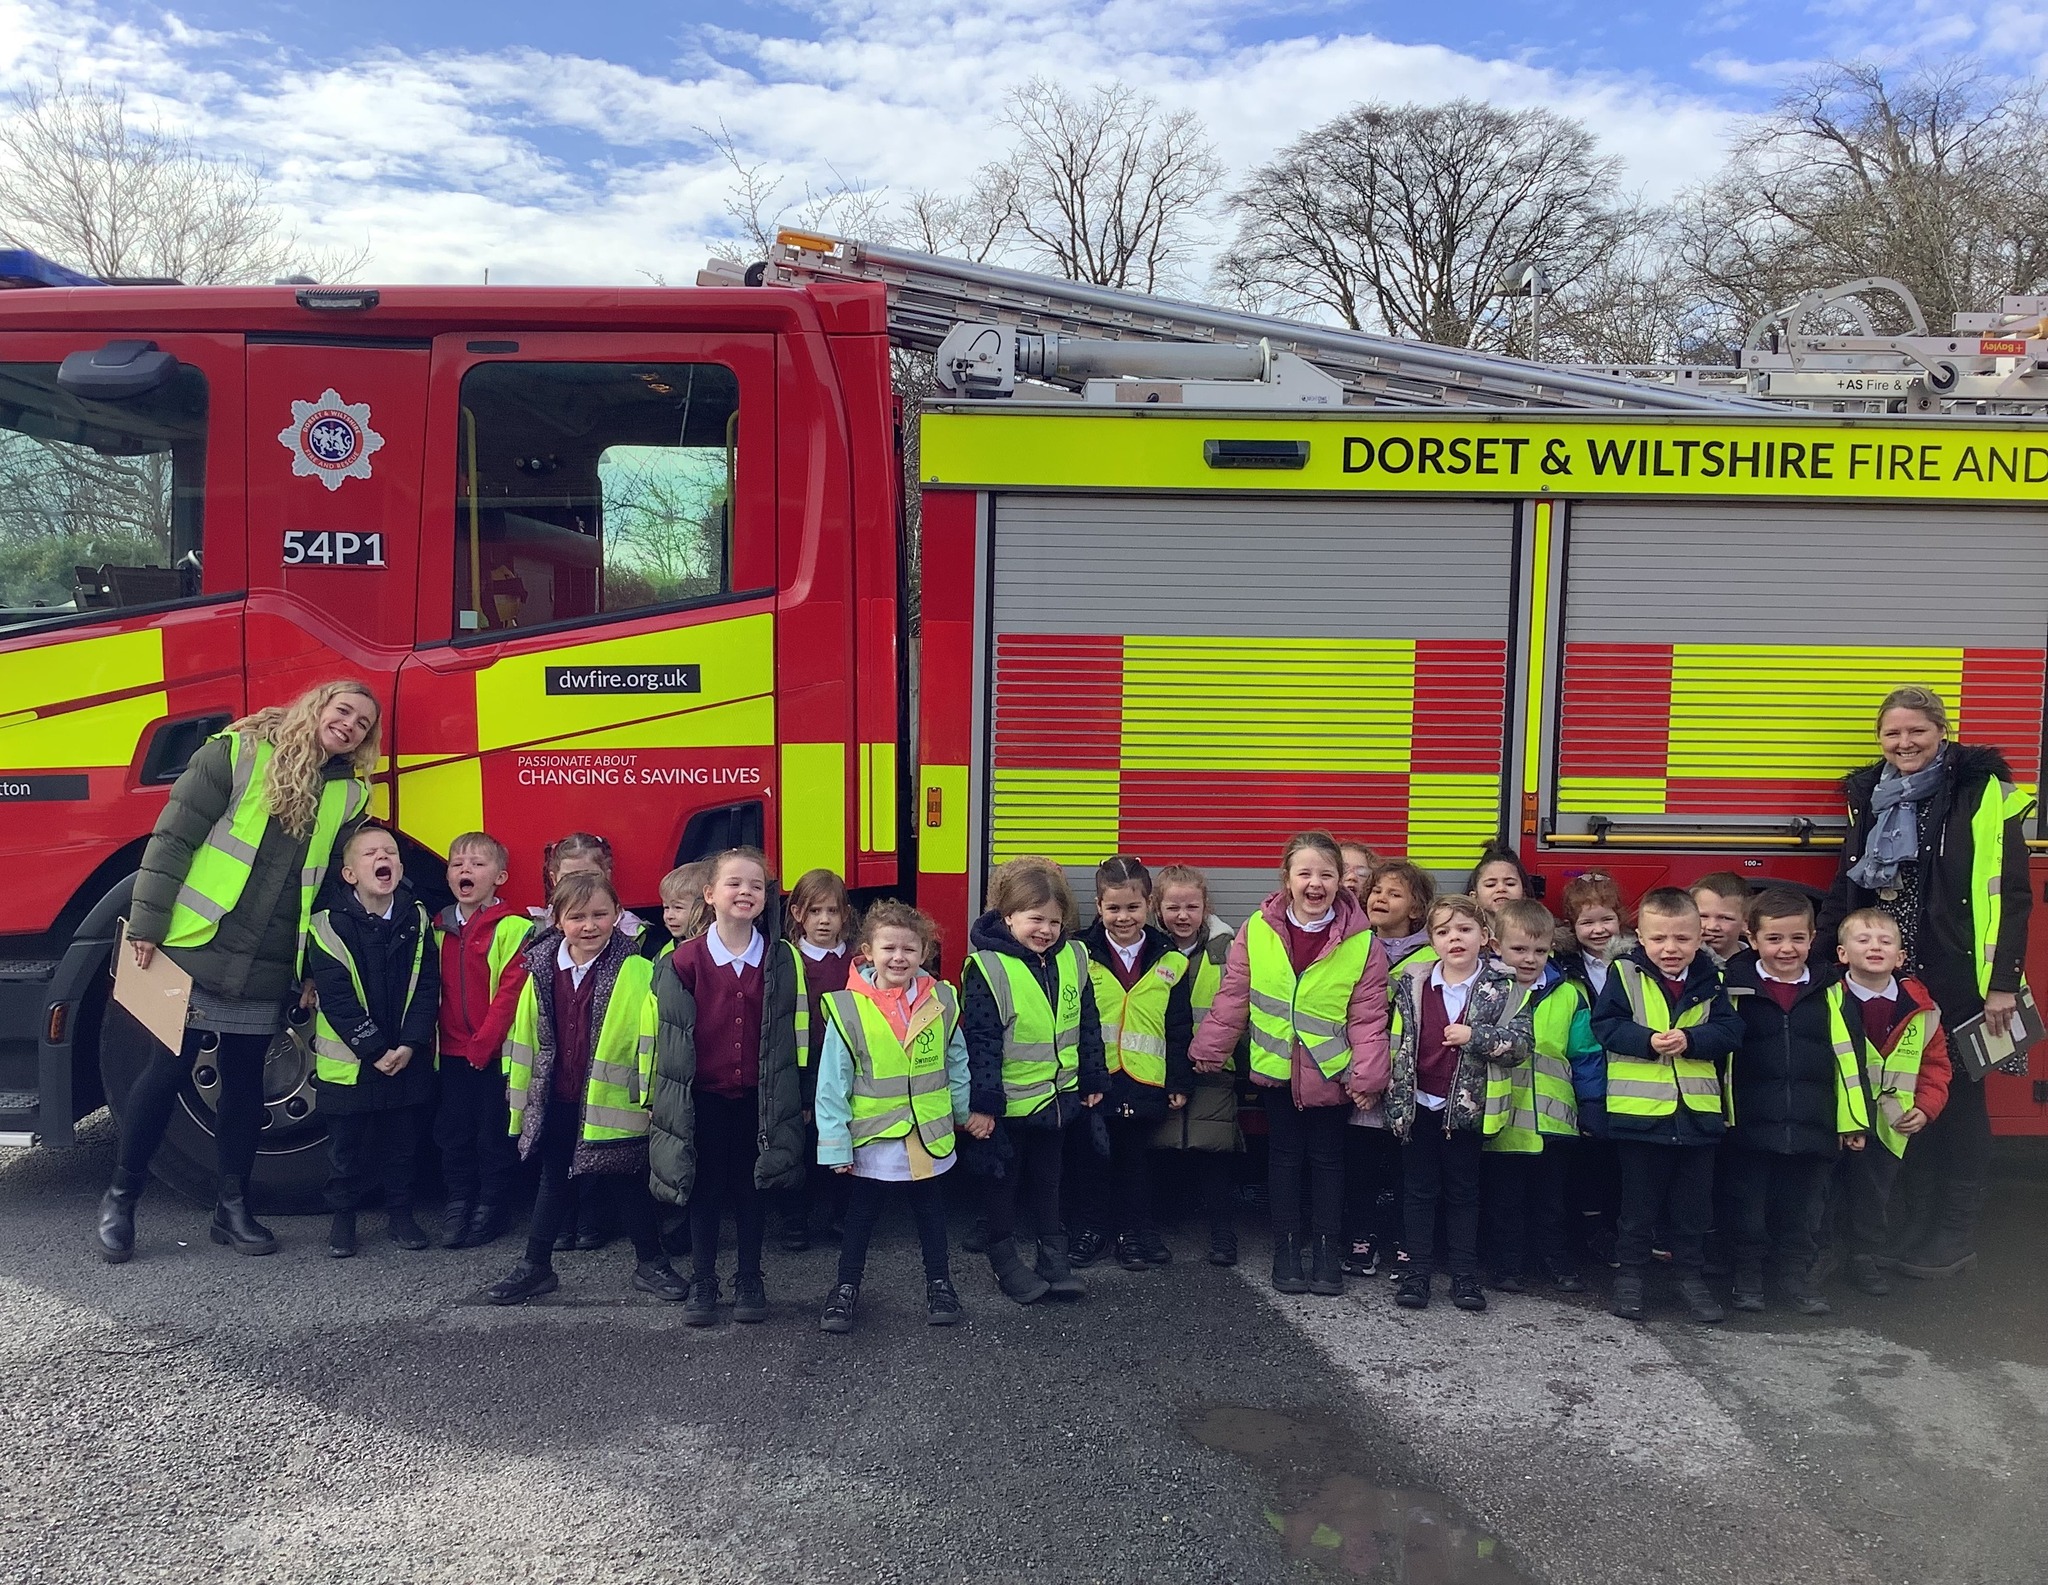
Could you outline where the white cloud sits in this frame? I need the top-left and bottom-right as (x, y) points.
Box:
(0, 0), (1774, 285)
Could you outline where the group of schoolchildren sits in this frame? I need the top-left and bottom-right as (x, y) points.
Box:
(301, 813), (1948, 1334)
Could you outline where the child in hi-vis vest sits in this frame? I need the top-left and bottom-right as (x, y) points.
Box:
(1155, 865), (1245, 1268)
(307, 825), (441, 1260)
(1191, 831), (1387, 1300)
(1589, 887), (1743, 1326)
(1081, 856), (1192, 1272)
(486, 871), (679, 1309)
(814, 901), (972, 1334)
(433, 830), (531, 1252)
(1483, 897), (1592, 1294)
(961, 858), (1108, 1306)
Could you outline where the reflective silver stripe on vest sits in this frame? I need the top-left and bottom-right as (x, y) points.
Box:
(1003, 1077), (1057, 1108)
(1606, 1078), (1677, 1103)
(1246, 986), (1291, 1019)
(1248, 1026), (1291, 1060)
(1292, 1008), (1346, 1040)
(584, 1104), (651, 1135)
(313, 1033), (355, 1066)
(850, 1067), (952, 1100)
(1675, 1071), (1721, 1102)
(1534, 1093), (1577, 1127)
(590, 1055), (644, 1103)
(1119, 1030), (1168, 1062)
(850, 1103), (920, 1143)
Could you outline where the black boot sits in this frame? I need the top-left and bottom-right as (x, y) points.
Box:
(463, 1202), (509, 1250)
(329, 1210), (358, 1259)
(1270, 1232), (1308, 1295)
(1035, 1234), (1087, 1299)
(387, 1206), (431, 1251)
(1610, 1270), (1646, 1322)
(1309, 1235), (1345, 1297)
(95, 1168), (144, 1264)
(440, 1199), (473, 1249)
(209, 1177), (277, 1256)
(988, 1237), (1050, 1305)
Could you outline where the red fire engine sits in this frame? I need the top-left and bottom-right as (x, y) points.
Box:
(2, 238), (2042, 1204)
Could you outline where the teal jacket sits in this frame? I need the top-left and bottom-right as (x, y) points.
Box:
(814, 967), (972, 1168)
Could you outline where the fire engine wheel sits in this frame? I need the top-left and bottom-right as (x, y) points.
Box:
(98, 1002), (333, 1213)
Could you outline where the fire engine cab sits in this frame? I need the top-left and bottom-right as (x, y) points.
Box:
(2, 238), (2044, 1205)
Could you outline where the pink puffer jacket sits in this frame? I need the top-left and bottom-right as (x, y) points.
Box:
(1189, 889), (1389, 1110)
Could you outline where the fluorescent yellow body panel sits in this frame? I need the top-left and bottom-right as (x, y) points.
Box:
(781, 741), (848, 879)
(918, 764), (969, 875)
(0, 690), (165, 770)
(395, 756), (485, 860)
(991, 768), (1118, 865)
(925, 410), (2048, 504)
(1407, 774), (1503, 867)
(1121, 637), (1415, 773)
(0, 628), (163, 716)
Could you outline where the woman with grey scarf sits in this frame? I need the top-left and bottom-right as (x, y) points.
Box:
(1820, 685), (2032, 1280)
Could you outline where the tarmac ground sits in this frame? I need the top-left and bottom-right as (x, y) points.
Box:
(0, 1120), (2042, 1584)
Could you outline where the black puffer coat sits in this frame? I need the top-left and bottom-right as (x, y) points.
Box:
(1820, 743), (2032, 1025)
(1722, 951), (1858, 1158)
(305, 878), (440, 1115)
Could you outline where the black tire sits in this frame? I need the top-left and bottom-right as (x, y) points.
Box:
(98, 999), (333, 1213)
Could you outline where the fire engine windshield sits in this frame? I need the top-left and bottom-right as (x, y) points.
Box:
(0, 362), (207, 630)
(455, 361), (739, 633)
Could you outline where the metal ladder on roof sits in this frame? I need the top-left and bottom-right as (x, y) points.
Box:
(699, 232), (1767, 414)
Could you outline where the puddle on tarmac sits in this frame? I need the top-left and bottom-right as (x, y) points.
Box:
(1188, 1405), (1528, 1582)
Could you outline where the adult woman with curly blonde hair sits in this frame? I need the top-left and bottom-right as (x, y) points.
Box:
(96, 680), (380, 1262)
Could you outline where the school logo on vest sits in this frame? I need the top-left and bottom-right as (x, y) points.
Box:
(1060, 982), (1080, 1018)
(278, 389), (384, 491)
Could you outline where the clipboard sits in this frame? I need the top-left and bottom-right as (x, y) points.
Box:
(1949, 984), (2045, 1081)
(112, 919), (192, 1053)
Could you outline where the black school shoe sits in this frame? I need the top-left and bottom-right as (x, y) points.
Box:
(1450, 1273), (1487, 1312)
(463, 1202), (509, 1250)
(732, 1271), (770, 1323)
(925, 1278), (963, 1326)
(328, 1210), (357, 1260)
(487, 1259), (559, 1306)
(1395, 1270), (1431, 1309)
(1068, 1227), (1108, 1268)
(1609, 1270), (1646, 1322)
(820, 1283), (859, 1334)
(1545, 1258), (1587, 1293)
(1488, 1269), (1526, 1295)
(387, 1208), (431, 1251)
(440, 1200), (472, 1249)
(682, 1275), (720, 1326)
(1207, 1226), (1238, 1267)
(633, 1260), (690, 1302)
(1115, 1234), (1149, 1271)
(1136, 1231), (1172, 1266)
(1677, 1274), (1726, 1324)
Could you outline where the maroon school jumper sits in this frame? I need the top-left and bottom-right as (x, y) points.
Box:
(550, 959), (597, 1103)
(1414, 978), (1458, 1103)
(670, 933), (763, 1098)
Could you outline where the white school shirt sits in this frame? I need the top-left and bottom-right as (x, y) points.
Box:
(1846, 976), (1900, 1003)
(555, 939), (595, 989)
(799, 940), (848, 964)
(1583, 953), (1610, 995)
(1111, 936), (1143, 974)
(706, 925), (765, 978)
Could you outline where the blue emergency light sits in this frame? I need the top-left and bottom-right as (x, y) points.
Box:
(0, 249), (105, 289)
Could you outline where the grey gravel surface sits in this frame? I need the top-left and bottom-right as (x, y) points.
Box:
(0, 1121), (2042, 1584)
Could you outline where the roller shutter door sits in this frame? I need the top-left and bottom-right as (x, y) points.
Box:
(1553, 501), (2048, 833)
(985, 493), (1516, 921)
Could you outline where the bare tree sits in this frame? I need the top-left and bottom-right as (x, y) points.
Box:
(1218, 100), (1625, 349)
(1676, 61), (2048, 349)
(703, 123), (899, 262)
(974, 79), (1222, 292)
(0, 83), (353, 284)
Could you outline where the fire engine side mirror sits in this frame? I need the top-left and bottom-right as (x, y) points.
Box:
(57, 340), (180, 402)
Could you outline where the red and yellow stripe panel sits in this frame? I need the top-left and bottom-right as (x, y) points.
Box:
(1557, 643), (2043, 816)
(990, 632), (1507, 868)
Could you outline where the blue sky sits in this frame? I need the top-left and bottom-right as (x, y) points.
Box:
(2, 0), (2033, 283)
